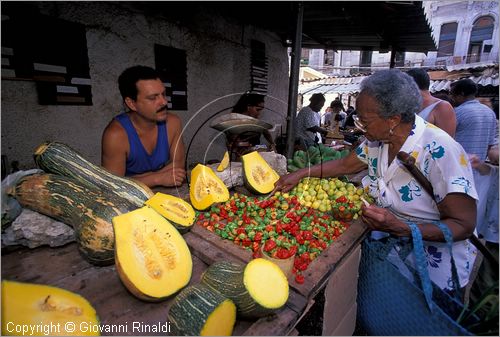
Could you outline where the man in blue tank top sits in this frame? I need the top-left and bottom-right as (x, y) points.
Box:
(101, 65), (186, 187)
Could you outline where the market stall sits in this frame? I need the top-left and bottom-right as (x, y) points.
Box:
(1, 143), (368, 336)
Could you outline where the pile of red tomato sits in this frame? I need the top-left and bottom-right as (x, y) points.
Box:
(196, 192), (349, 284)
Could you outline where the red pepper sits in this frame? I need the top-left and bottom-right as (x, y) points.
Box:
(252, 241), (260, 252)
(295, 274), (305, 284)
(242, 238), (252, 247)
(254, 232), (263, 242)
(264, 239), (277, 252)
(336, 196), (348, 203)
(252, 250), (261, 259)
(276, 248), (289, 259)
(303, 231), (313, 241)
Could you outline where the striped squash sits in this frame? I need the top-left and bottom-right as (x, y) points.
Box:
(200, 259), (289, 318)
(34, 141), (154, 208)
(169, 283), (236, 336)
(11, 173), (136, 265)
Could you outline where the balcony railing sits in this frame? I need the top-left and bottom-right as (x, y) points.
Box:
(423, 52), (499, 67)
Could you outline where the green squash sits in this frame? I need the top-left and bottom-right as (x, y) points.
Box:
(200, 259), (289, 318)
(34, 141), (154, 208)
(11, 173), (136, 265)
(169, 283), (236, 336)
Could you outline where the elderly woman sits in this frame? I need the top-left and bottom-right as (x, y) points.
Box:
(274, 69), (478, 291)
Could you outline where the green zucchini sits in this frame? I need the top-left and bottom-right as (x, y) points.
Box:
(34, 142), (154, 208)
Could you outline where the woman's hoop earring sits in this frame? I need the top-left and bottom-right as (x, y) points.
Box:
(389, 128), (394, 136)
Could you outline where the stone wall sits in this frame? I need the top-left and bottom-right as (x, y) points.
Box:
(1, 2), (290, 172)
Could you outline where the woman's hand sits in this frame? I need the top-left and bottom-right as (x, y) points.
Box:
(361, 204), (410, 237)
(272, 170), (304, 194)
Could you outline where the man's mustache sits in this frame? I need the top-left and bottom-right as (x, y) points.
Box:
(157, 106), (167, 113)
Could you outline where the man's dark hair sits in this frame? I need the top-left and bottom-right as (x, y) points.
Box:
(309, 93), (325, 104)
(118, 65), (162, 101)
(232, 92), (265, 113)
(450, 78), (478, 97)
(407, 68), (430, 90)
(330, 99), (345, 111)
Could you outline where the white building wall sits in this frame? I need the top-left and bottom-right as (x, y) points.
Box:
(1, 2), (290, 170)
(424, 1), (499, 66)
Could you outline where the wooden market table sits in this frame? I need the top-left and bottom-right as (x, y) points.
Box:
(1, 183), (368, 336)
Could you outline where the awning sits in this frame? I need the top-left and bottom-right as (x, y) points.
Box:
(300, 64), (499, 95)
(129, 2), (436, 53)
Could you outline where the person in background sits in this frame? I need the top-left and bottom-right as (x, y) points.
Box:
(294, 93), (328, 149)
(101, 65), (186, 187)
(468, 144), (498, 318)
(451, 79), (497, 253)
(226, 92), (276, 155)
(407, 68), (456, 137)
(275, 69), (478, 293)
(324, 98), (346, 128)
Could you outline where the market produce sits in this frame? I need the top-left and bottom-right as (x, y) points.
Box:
(196, 192), (349, 283)
(190, 164), (229, 210)
(168, 283), (236, 336)
(201, 259), (289, 318)
(10, 173), (136, 265)
(216, 151), (230, 172)
(1, 280), (100, 336)
(241, 151), (280, 194)
(287, 144), (350, 172)
(112, 206), (192, 301)
(145, 192), (195, 234)
(289, 176), (373, 220)
(33, 141), (154, 207)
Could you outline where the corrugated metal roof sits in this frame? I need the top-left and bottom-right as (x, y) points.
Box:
(300, 64), (499, 95)
(430, 74), (499, 93)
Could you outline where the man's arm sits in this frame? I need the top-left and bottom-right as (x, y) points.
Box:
(307, 125), (329, 137)
(167, 113), (186, 170)
(361, 193), (476, 241)
(430, 101), (456, 137)
(101, 121), (128, 176)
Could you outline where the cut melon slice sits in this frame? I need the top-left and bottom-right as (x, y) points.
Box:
(112, 206), (192, 301)
(145, 192), (195, 234)
(216, 151), (230, 172)
(1, 280), (100, 336)
(200, 259), (289, 318)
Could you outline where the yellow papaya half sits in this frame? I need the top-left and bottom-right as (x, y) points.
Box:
(145, 192), (195, 234)
(241, 151), (280, 194)
(112, 206), (192, 301)
(1, 280), (100, 336)
(189, 164), (229, 210)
